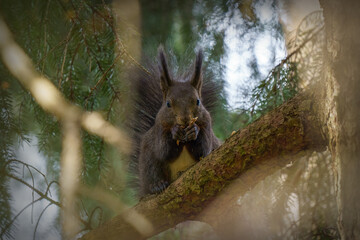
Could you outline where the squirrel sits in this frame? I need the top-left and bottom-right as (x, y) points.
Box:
(129, 47), (220, 197)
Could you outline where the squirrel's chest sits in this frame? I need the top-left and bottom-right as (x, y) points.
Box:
(169, 147), (196, 181)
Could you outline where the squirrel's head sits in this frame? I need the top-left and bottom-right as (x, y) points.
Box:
(158, 47), (204, 127)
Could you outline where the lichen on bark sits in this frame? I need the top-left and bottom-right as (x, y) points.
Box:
(80, 88), (326, 240)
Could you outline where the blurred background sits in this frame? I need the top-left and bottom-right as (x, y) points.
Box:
(0, 0), (336, 239)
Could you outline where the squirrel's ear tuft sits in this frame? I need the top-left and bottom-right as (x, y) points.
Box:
(158, 46), (172, 96)
(191, 49), (203, 95)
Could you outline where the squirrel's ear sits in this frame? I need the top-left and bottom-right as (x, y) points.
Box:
(158, 46), (172, 96)
(191, 49), (203, 95)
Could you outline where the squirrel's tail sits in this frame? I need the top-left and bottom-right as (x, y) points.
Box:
(127, 51), (219, 192)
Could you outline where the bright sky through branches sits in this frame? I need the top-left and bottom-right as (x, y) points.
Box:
(224, 0), (286, 109)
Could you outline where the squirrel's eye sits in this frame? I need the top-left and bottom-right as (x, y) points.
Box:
(166, 101), (171, 108)
(196, 99), (200, 106)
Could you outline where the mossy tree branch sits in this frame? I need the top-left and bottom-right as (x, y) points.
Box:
(80, 89), (327, 240)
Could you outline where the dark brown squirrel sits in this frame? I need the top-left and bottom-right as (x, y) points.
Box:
(129, 47), (220, 196)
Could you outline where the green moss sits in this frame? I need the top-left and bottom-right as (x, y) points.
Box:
(299, 99), (312, 111)
(155, 96), (318, 221)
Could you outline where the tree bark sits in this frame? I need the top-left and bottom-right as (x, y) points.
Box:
(80, 89), (326, 240)
(320, 0), (360, 238)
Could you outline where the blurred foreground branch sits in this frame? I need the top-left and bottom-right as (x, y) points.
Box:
(60, 120), (82, 238)
(81, 88), (327, 240)
(0, 17), (136, 239)
(0, 18), (131, 154)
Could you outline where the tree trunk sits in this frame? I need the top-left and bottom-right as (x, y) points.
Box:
(320, 0), (360, 238)
(80, 90), (326, 240)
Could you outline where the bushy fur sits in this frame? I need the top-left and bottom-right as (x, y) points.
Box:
(128, 48), (220, 196)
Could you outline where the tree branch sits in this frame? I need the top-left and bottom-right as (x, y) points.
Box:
(80, 89), (327, 240)
(0, 18), (131, 154)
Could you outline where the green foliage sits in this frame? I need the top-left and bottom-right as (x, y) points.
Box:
(0, 88), (16, 240)
(0, 0), (301, 238)
(1, 0), (121, 178)
(0, 0), (122, 235)
(248, 62), (299, 122)
(0, 72), (32, 238)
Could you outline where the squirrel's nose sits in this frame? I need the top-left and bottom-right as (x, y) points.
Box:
(176, 115), (190, 126)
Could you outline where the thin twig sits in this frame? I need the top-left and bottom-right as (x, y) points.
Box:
(294, 10), (323, 49)
(58, 23), (75, 87)
(7, 159), (49, 185)
(6, 173), (61, 207)
(41, 0), (52, 73)
(45, 180), (60, 197)
(27, 165), (35, 224)
(85, 1), (152, 77)
(6, 171), (91, 229)
(33, 203), (53, 240)
(69, 42), (81, 101)
(248, 25), (324, 116)
(38, 38), (67, 70)
(276, 26), (324, 71)
(88, 206), (104, 228)
(0, 198), (43, 238)
(69, 5), (121, 109)
(84, 53), (123, 108)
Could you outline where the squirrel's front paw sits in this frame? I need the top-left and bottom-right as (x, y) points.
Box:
(171, 124), (185, 141)
(185, 123), (199, 141)
(149, 180), (169, 194)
